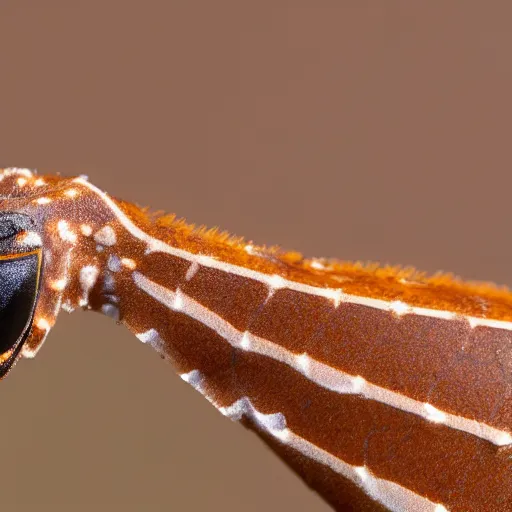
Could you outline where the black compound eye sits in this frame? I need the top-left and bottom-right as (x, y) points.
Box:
(0, 251), (42, 376)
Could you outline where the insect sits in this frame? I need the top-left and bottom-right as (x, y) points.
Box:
(0, 167), (510, 511)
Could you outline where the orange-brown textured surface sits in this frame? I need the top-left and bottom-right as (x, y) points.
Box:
(116, 197), (512, 321)
(94, 196), (512, 438)
(90, 235), (511, 511)
(4, 165), (504, 510)
(68, 190), (509, 511)
(251, 425), (390, 512)
(1, 3), (512, 512)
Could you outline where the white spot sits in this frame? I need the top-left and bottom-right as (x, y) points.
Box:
(352, 375), (366, 393)
(64, 188), (78, 198)
(180, 369), (202, 389)
(121, 258), (136, 270)
(34, 178), (45, 186)
(57, 220), (77, 244)
(94, 225), (117, 246)
(79, 265), (99, 296)
(61, 301), (75, 313)
(50, 279), (67, 291)
(173, 289), (184, 310)
(311, 260), (326, 270)
(240, 331), (252, 350)
(35, 317), (51, 331)
(17, 177), (27, 187)
(355, 466), (369, 481)
(390, 300), (411, 316)
(107, 255), (121, 272)
(136, 328), (164, 351)
(21, 347), (37, 358)
(101, 303), (120, 320)
(434, 506), (449, 512)
(496, 431), (512, 446)
(138, 329), (157, 343)
(267, 274), (286, 289)
(296, 353), (310, 372)
(321, 288), (343, 307)
(18, 231), (42, 247)
(185, 261), (199, 281)
(244, 244), (255, 255)
(35, 197), (51, 205)
(424, 403), (446, 423)
(80, 224), (93, 236)
(96, 245), (104, 252)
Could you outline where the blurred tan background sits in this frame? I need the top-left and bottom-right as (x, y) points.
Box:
(0, 2), (510, 511)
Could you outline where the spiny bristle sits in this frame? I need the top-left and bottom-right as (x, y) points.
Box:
(115, 198), (511, 301)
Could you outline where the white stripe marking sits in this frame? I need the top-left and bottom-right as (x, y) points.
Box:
(75, 178), (512, 331)
(182, 370), (449, 512)
(133, 272), (512, 447)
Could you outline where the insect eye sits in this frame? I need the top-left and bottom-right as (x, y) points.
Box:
(0, 213), (42, 377)
(0, 252), (42, 375)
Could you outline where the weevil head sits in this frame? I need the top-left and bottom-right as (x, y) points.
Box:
(0, 167), (127, 376)
(0, 168), (79, 376)
(0, 211), (43, 377)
